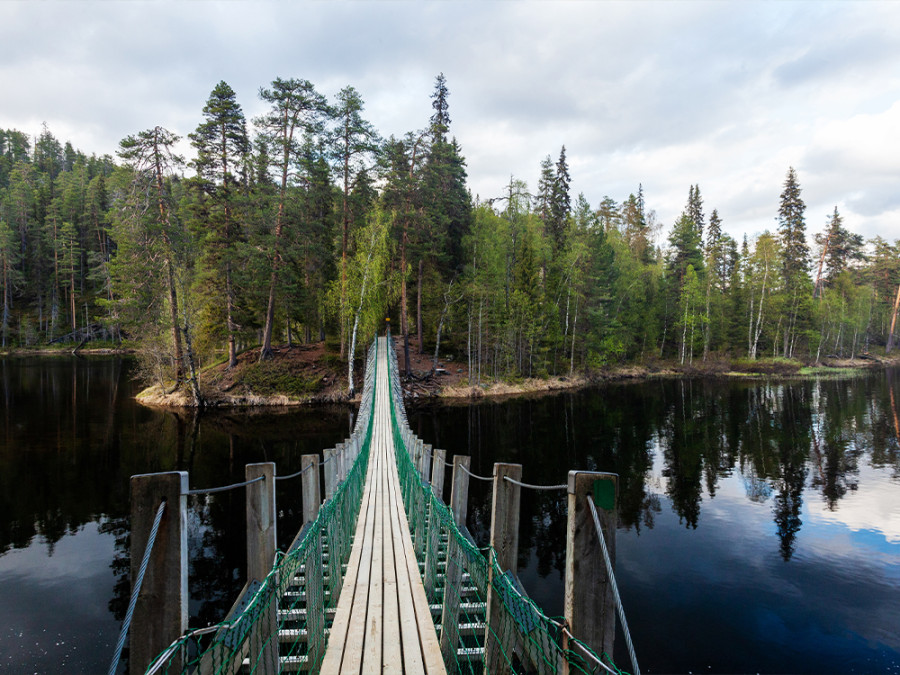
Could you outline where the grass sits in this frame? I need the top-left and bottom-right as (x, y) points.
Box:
(239, 360), (323, 397)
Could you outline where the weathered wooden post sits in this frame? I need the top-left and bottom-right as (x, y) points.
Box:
(420, 443), (433, 482)
(450, 455), (470, 527)
(484, 463), (522, 675)
(246, 463), (276, 583)
(323, 448), (337, 500)
(129, 471), (188, 675)
(431, 448), (447, 501)
(336, 441), (346, 482)
(245, 463), (278, 675)
(562, 471), (619, 675)
(300, 454), (326, 666)
(439, 455), (470, 664)
(302, 454), (321, 523)
(422, 447), (446, 601)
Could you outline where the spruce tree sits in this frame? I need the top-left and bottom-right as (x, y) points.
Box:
(777, 167), (811, 357)
(686, 184), (704, 243)
(778, 167), (809, 292)
(548, 145), (571, 251)
(430, 73), (451, 142)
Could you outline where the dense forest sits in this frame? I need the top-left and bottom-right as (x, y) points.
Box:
(2, 74), (900, 403)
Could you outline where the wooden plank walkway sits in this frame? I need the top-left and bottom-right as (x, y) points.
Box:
(320, 338), (446, 675)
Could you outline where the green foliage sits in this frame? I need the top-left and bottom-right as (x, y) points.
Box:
(4, 88), (900, 392)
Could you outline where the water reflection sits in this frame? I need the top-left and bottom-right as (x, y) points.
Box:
(0, 357), (351, 674)
(408, 371), (900, 672)
(1, 358), (899, 673)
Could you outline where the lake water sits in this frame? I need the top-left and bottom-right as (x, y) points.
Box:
(1, 357), (898, 674)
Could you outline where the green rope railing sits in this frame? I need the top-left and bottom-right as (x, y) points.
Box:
(142, 340), (379, 675)
(383, 335), (630, 675)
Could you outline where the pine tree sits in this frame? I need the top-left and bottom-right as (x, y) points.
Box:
(329, 85), (379, 357)
(117, 126), (190, 388)
(255, 77), (327, 360)
(189, 81), (250, 368)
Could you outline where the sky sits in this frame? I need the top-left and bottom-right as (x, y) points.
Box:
(3, 0), (900, 247)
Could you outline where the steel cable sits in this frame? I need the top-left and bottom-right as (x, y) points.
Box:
(502, 475), (567, 491)
(185, 474), (265, 495)
(459, 464), (494, 482)
(108, 498), (167, 675)
(588, 495), (640, 675)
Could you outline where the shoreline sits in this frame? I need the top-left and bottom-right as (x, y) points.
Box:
(6, 343), (898, 409)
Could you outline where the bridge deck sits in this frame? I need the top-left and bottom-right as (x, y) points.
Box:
(320, 338), (445, 675)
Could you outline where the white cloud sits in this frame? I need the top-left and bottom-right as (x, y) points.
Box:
(2, 0), (900, 245)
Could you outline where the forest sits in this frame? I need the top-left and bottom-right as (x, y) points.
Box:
(2, 74), (899, 404)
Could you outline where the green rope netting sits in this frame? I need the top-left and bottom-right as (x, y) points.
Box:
(384, 337), (630, 675)
(142, 343), (378, 675)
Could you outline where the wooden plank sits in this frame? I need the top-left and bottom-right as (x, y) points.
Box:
(320, 338), (446, 674)
(385, 438), (425, 674)
(382, 458), (402, 672)
(319, 421), (380, 674)
(385, 430), (446, 674)
(362, 436), (385, 674)
(338, 440), (379, 674)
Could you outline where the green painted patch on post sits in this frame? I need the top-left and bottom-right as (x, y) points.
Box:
(593, 478), (616, 511)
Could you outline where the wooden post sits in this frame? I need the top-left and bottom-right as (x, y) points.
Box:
(323, 448), (337, 500)
(129, 471), (188, 675)
(563, 471), (619, 674)
(450, 455), (470, 527)
(422, 452), (445, 600)
(439, 455), (470, 664)
(246, 463), (276, 583)
(420, 443), (433, 483)
(336, 441), (346, 482)
(245, 463), (278, 675)
(484, 463), (522, 675)
(302, 454), (321, 524)
(431, 448), (447, 501)
(413, 437), (422, 471)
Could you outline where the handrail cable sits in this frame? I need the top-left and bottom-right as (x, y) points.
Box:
(185, 474), (265, 496)
(587, 494), (640, 675)
(275, 460), (319, 482)
(108, 499), (167, 675)
(502, 475), (567, 491)
(459, 464), (493, 482)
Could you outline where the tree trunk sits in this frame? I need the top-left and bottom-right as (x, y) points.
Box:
(431, 278), (456, 375)
(887, 283), (900, 353)
(226, 260), (237, 368)
(400, 226), (410, 377)
(260, 195), (288, 361)
(417, 259), (424, 354)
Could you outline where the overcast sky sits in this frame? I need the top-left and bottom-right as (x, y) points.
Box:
(3, 0), (899, 246)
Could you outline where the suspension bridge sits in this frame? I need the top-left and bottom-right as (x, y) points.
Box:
(116, 335), (638, 675)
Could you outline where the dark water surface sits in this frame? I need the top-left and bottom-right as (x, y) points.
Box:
(1, 357), (899, 674)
